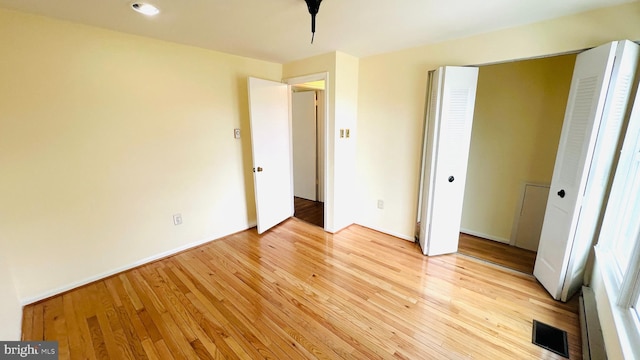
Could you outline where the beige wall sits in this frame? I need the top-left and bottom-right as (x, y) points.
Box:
(0, 8), (281, 302)
(0, 252), (21, 340)
(461, 54), (576, 241)
(356, 1), (640, 240)
(332, 52), (359, 231)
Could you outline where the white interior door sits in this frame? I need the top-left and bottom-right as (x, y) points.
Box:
(534, 41), (639, 300)
(419, 66), (479, 256)
(248, 77), (294, 234)
(292, 91), (317, 201)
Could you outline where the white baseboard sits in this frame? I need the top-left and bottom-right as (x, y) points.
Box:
(20, 223), (256, 305)
(460, 228), (510, 244)
(355, 223), (415, 242)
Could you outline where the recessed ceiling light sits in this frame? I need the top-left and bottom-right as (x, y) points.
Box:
(131, 3), (160, 16)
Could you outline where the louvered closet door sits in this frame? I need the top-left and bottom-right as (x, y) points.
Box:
(560, 40), (639, 301)
(533, 41), (635, 300)
(419, 66), (479, 256)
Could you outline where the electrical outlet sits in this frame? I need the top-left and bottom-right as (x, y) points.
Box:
(234, 128), (241, 139)
(173, 213), (183, 225)
(377, 200), (384, 209)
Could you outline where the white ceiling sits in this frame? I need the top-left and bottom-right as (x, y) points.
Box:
(0, 0), (634, 63)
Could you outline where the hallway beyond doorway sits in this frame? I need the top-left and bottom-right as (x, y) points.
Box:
(294, 197), (324, 228)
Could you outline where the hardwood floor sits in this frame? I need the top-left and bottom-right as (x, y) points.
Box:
(458, 233), (538, 274)
(22, 219), (580, 359)
(294, 196), (324, 228)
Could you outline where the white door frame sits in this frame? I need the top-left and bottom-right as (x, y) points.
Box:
(285, 72), (329, 231)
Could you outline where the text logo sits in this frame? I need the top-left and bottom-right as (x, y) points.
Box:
(0, 342), (58, 359)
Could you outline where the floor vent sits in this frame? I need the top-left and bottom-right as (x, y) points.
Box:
(532, 320), (570, 358)
(580, 286), (607, 359)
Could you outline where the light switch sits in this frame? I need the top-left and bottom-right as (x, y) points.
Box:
(340, 129), (345, 138)
(346, 129), (350, 138)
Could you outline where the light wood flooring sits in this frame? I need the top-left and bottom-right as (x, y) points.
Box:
(22, 219), (580, 359)
(294, 196), (324, 228)
(458, 233), (538, 274)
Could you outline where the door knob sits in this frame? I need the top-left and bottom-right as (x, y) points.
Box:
(557, 189), (566, 198)
(253, 167), (264, 173)
(448, 176), (455, 183)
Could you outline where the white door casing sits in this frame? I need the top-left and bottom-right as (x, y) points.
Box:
(285, 73), (330, 229)
(534, 40), (640, 300)
(316, 90), (326, 203)
(247, 77), (294, 234)
(419, 66), (479, 256)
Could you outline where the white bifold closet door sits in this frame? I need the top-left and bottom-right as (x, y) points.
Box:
(419, 66), (479, 256)
(534, 40), (640, 301)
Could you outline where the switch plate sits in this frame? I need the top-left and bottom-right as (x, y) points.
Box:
(346, 129), (350, 138)
(173, 213), (183, 225)
(234, 128), (241, 139)
(340, 129), (345, 138)
(377, 200), (384, 209)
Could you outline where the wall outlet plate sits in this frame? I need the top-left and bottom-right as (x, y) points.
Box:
(173, 213), (183, 225)
(234, 128), (241, 139)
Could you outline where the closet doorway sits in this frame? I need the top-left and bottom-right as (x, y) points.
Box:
(417, 53), (578, 274)
(457, 54), (577, 274)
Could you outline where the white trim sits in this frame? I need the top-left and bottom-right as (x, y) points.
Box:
(284, 73), (328, 87)
(460, 228), (510, 244)
(20, 224), (256, 305)
(354, 223), (415, 242)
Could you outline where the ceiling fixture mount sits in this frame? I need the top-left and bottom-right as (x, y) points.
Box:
(131, 3), (160, 16)
(304, 0), (323, 44)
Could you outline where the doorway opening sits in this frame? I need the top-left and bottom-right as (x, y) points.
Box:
(457, 53), (577, 274)
(289, 77), (326, 229)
